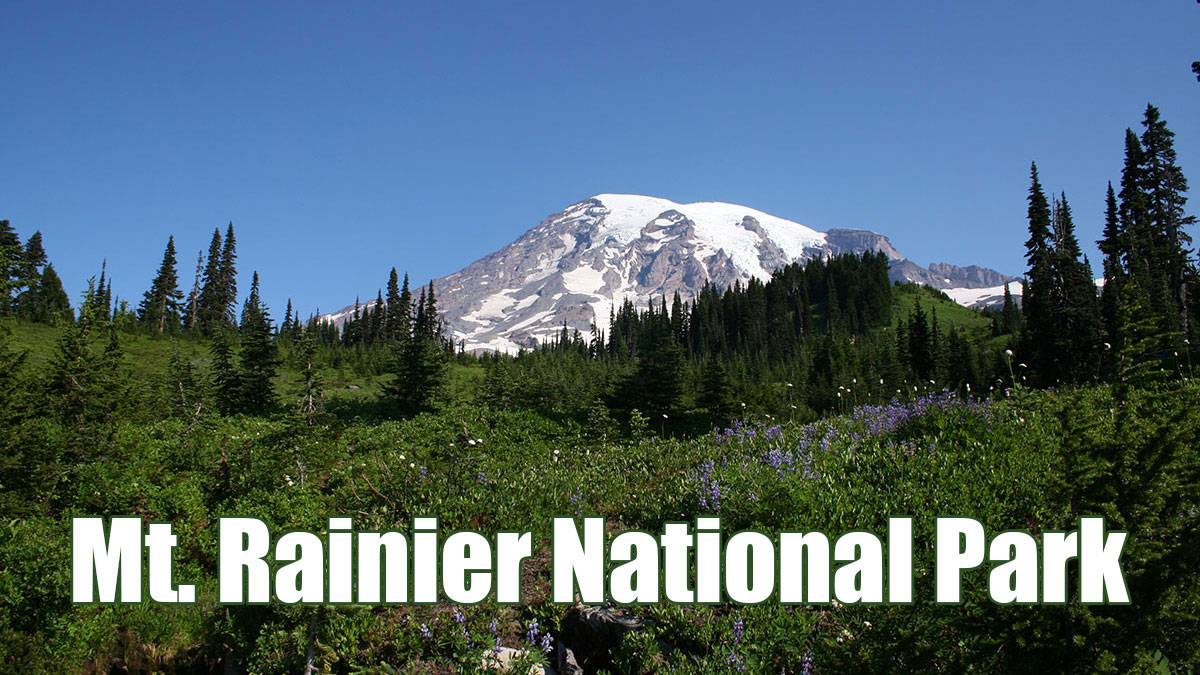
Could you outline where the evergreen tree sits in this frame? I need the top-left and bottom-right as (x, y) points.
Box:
(0, 220), (23, 314)
(1098, 182), (1124, 353)
(183, 250), (203, 332)
(208, 329), (240, 415)
(236, 271), (277, 414)
(197, 229), (224, 333)
(1051, 193), (1102, 382)
(19, 231), (47, 281)
(294, 329), (323, 422)
(385, 281), (446, 415)
(1021, 163), (1058, 384)
(218, 222), (238, 326)
(20, 264), (72, 324)
(95, 261), (111, 322)
(385, 269), (411, 342)
(138, 236), (184, 333)
(46, 281), (122, 448)
(907, 300), (934, 380)
(697, 357), (736, 419)
(1138, 104), (1194, 337)
(387, 334), (446, 415)
(1000, 283), (1021, 335)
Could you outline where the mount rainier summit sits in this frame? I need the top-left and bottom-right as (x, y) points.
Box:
(324, 194), (1019, 353)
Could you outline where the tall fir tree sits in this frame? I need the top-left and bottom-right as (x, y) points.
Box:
(1098, 182), (1125, 354)
(1138, 104), (1194, 338)
(138, 236), (184, 334)
(19, 231), (46, 281)
(237, 271), (278, 414)
(183, 250), (203, 332)
(208, 329), (240, 416)
(197, 229), (224, 333)
(218, 222), (238, 326)
(1050, 193), (1102, 381)
(0, 220), (23, 315)
(1020, 162), (1058, 384)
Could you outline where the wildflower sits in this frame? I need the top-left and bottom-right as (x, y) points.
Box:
(419, 623), (432, 639)
(468, 439), (476, 446)
(732, 616), (744, 643)
(453, 608), (466, 623)
(553, 449), (560, 455)
(1005, 349), (1013, 357)
(539, 632), (554, 654)
(409, 462), (416, 469)
(284, 474), (294, 487)
(488, 618), (499, 635)
(398, 454), (405, 460)
(799, 651), (814, 675)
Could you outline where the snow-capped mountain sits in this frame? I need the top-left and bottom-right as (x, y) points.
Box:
(322, 194), (1020, 352)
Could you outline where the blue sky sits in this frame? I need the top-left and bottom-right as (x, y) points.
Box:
(2, 1), (1198, 317)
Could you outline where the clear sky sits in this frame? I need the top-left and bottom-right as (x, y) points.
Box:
(2, 1), (1198, 318)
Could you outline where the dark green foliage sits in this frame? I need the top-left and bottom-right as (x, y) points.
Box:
(235, 272), (278, 415)
(219, 222), (238, 324)
(999, 282), (1021, 335)
(45, 282), (123, 450)
(293, 330), (323, 422)
(1051, 194), (1102, 382)
(385, 281), (448, 415)
(386, 333), (447, 415)
(697, 357), (736, 419)
(208, 330), (240, 415)
(1021, 163), (1058, 383)
(197, 228), (225, 333)
(15, 264), (72, 324)
(0, 220), (23, 314)
(138, 236), (184, 333)
(163, 342), (200, 419)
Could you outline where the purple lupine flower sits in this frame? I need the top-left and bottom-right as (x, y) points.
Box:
(419, 623), (432, 639)
(488, 618), (499, 635)
(732, 616), (744, 643)
(539, 632), (554, 654)
(525, 619), (540, 646)
(800, 650), (815, 675)
(453, 607), (466, 623)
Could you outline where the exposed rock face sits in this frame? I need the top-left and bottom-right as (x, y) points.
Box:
(322, 194), (1018, 352)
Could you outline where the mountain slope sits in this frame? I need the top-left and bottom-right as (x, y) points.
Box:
(324, 194), (1019, 352)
